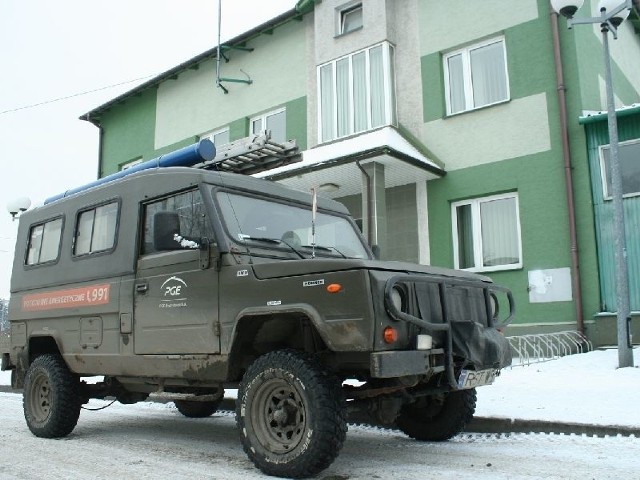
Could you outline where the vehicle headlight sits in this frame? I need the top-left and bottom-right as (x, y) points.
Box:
(390, 286), (407, 314)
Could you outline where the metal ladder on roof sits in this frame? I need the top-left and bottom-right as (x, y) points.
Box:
(195, 130), (301, 175)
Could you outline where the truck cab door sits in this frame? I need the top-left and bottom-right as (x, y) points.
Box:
(133, 190), (220, 355)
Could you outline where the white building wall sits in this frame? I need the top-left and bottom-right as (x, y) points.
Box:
(154, 19), (308, 149)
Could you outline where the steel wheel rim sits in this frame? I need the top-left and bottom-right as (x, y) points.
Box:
(250, 377), (307, 455)
(29, 371), (52, 422)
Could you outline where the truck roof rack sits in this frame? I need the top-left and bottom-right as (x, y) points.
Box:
(195, 130), (301, 176)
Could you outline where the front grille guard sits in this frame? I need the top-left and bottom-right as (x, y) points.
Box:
(384, 275), (515, 389)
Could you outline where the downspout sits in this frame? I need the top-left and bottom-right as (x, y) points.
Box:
(550, 9), (585, 334)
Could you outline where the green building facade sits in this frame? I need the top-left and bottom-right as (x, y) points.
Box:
(81, 0), (640, 345)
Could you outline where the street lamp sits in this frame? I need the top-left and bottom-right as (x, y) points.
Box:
(6, 197), (31, 221)
(551, 0), (634, 368)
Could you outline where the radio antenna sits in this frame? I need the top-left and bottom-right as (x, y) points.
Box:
(311, 187), (317, 259)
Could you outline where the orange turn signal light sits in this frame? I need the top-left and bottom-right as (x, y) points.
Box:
(383, 326), (398, 344)
(326, 283), (343, 293)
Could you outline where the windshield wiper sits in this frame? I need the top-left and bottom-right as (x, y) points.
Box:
(244, 236), (305, 259)
(301, 245), (347, 259)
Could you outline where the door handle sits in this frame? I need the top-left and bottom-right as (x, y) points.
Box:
(135, 283), (149, 293)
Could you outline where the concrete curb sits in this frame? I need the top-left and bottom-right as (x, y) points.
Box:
(2, 385), (637, 438)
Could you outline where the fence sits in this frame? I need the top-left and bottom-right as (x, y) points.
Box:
(507, 331), (593, 366)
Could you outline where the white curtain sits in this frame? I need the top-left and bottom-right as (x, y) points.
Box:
(470, 41), (507, 108)
(336, 58), (350, 138)
(320, 64), (335, 142)
(353, 51), (367, 133)
(369, 45), (385, 128)
(480, 197), (519, 267)
(447, 54), (465, 114)
(40, 218), (62, 263)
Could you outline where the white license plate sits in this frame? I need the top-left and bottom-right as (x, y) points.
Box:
(457, 368), (498, 389)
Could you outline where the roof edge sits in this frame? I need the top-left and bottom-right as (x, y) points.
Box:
(80, 7), (302, 124)
(579, 103), (640, 125)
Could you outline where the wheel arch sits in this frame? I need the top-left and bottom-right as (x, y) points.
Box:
(227, 305), (330, 381)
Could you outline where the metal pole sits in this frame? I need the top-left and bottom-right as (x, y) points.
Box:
(601, 16), (634, 368)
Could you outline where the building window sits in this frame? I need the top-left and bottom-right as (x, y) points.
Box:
(599, 139), (640, 199)
(74, 201), (119, 256)
(444, 37), (509, 115)
(251, 108), (286, 144)
(26, 217), (63, 266)
(142, 190), (214, 255)
(452, 193), (522, 272)
(339, 3), (362, 35)
(200, 128), (230, 148)
(120, 157), (143, 171)
(318, 42), (396, 143)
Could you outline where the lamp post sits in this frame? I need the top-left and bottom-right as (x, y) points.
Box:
(6, 197), (31, 222)
(551, 0), (634, 368)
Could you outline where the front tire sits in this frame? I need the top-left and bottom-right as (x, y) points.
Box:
(23, 354), (82, 438)
(396, 388), (477, 441)
(236, 350), (347, 478)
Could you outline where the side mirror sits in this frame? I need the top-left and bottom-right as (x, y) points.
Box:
(153, 211), (181, 251)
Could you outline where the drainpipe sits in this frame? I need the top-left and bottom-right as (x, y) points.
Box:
(550, 9), (585, 334)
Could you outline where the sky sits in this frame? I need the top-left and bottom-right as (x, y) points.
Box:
(0, 0), (298, 298)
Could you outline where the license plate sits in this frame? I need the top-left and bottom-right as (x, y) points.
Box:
(457, 368), (498, 389)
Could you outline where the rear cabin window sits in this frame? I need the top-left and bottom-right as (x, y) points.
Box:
(74, 201), (119, 256)
(26, 217), (63, 265)
(142, 190), (213, 255)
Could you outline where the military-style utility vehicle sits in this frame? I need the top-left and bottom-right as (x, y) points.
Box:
(2, 139), (513, 478)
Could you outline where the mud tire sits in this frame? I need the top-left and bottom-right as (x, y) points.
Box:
(236, 349), (347, 478)
(174, 399), (221, 418)
(23, 354), (82, 438)
(396, 388), (477, 441)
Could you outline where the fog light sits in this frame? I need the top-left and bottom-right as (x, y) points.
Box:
(417, 334), (432, 350)
(383, 326), (398, 344)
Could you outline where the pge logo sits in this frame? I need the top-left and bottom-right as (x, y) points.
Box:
(161, 276), (187, 298)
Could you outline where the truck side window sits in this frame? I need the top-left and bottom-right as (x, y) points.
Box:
(74, 201), (119, 256)
(25, 217), (63, 266)
(142, 190), (214, 255)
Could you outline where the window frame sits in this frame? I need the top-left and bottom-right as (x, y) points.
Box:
(199, 127), (230, 148)
(451, 192), (523, 273)
(250, 108), (286, 144)
(598, 138), (640, 200)
(443, 36), (510, 116)
(317, 41), (397, 144)
(72, 199), (121, 259)
(24, 216), (64, 268)
(120, 157), (143, 171)
(140, 188), (215, 256)
(338, 3), (363, 36)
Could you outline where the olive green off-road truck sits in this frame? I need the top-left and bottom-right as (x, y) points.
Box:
(2, 140), (513, 478)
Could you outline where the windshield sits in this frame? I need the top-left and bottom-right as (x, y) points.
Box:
(215, 191), (369, 259)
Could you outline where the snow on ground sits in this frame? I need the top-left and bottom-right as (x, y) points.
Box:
(2, 348), (639, 428)
(474, 347), (640, 428)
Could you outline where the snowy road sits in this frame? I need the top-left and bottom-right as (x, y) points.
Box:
(0, 392), (638, 479)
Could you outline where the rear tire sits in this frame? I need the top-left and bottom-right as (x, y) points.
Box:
(174, 399), (221, 418)
(396, 388), (476, 441)
(23, 354), (82, 438)
(236, 349), (347, 478)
